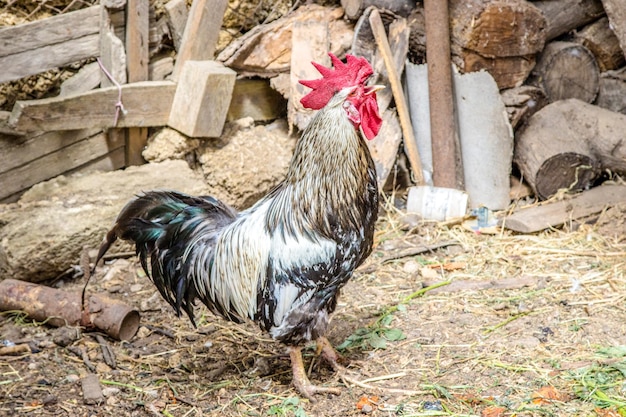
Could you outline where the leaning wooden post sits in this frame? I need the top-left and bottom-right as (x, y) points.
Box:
(171, 0), (228, 80)
(125, 0), (150, 166)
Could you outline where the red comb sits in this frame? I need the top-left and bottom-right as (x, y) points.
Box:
(300, 53), (373, 110)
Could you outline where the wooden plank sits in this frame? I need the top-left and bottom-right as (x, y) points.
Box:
(501, 184), (626, 233)
(164, 0), (189, 51)
(171, 0), (228, 79)
(60, 62), (101, 97)
(0, 128), (102, 174)
(126, 0), (150, 82)
(100, 4), (127, 88)
(0, 131), (125, 201)
(9, 81), (176, 133)
(0, 34), (100, 84)
(0, 147), (125, 204)
(168, 61), (236, 137)
(0, 6), (99, 57)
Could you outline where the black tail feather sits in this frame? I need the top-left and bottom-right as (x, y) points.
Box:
(95, 190), (237, 325)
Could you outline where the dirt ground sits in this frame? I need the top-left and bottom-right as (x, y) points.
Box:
(1, 202), (626, 417)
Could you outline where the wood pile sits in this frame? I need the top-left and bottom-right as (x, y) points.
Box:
(1, 0), (626, 206)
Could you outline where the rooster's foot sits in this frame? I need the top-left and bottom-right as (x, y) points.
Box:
(315, 336), (347, 372)
(289, 346), (341, 402)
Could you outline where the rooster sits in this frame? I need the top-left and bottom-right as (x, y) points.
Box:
(94, 53), (383, 400)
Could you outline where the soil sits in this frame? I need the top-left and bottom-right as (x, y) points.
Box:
(1, 205), (626, 417)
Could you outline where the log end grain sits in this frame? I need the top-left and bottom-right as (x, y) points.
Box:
(535, 152), (601, 200)
(533, 42), (599, 103)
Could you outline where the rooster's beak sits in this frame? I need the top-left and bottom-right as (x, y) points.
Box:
(366, 85), (386, 94)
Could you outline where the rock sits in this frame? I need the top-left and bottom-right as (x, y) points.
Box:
(52, 326), (81, 347)
(81, 374), (103, 405)
(0, 160), (211, 283)
(143, 127), (200, 163)
(197, 119), (295, 208)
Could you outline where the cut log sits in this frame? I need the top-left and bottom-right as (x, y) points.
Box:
(576, 17), (626, 71)
(407, 2), (545, 89)
(449, 0), (546, 58)
(9, 81), (177, 133)
(596, 69), (626, 114)
(462, 52), (536, 89)
(514, 99), (626, 200)
(217, 5), (351, 76)
(226, 78), (287, 122)
(168, 61), (236, 137)
(501, 184), (626, 233)
(530, 41), (599, 103)
(341, 0), (416, 20)
(171, 0), (227, 79)
(601, 0), (626, 57)
(532, 0), (605, 41)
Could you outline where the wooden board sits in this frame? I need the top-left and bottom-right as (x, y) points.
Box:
(501, 184), (626, 233)
(172, 0), (228, 79)
(0, 128), (102, 174)
(0, 130), (125, 202)
(60, 62), (101, 97)
(0, 6), (99, 57)
(9, 81), (176, 133)
(0, 34), (100, 84)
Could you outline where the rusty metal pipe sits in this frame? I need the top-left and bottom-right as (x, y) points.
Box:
(0, 279), (139, 341)
(424, 0), (462, 189)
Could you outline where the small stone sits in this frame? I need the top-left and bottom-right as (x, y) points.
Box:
(66, 374), (81, 384)
(403, 260), (420, 274)
(130, 283), (143, 292)
(102, 387), (120, 398)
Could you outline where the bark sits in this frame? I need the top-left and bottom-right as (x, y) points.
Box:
(514, 99), (626, 199)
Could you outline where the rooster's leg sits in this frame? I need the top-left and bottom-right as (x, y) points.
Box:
(316, 336), (346, 371)
(289, 346), (341, 401)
